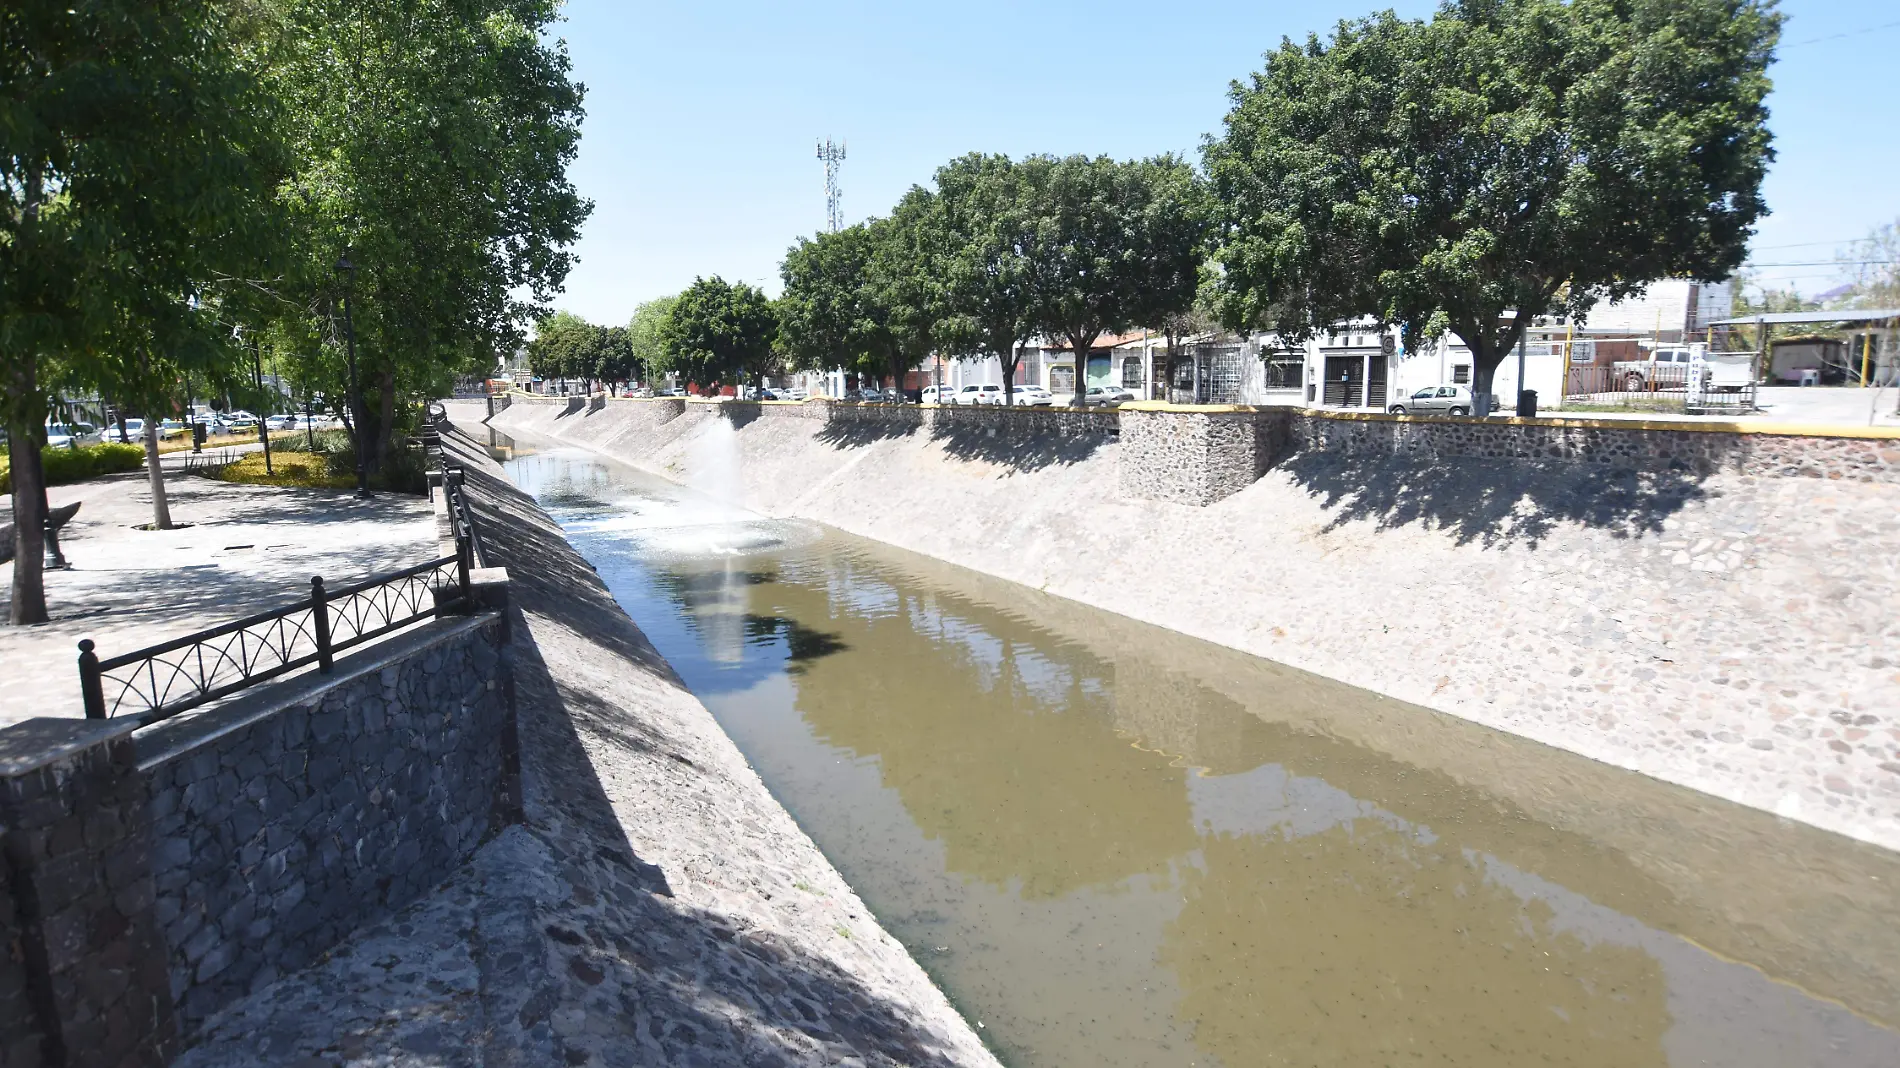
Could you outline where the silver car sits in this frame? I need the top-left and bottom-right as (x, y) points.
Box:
(1388, 385), (1473, 417)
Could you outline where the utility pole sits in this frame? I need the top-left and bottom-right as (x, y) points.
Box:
(816, 138), (846, 234)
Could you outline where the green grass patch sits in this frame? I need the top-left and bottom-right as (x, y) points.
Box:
(0, 442), (146, 495)
(213, 429), (427, 494)
(211, 453), (357, 490)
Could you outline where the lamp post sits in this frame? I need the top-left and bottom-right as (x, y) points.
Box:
(337, 250), (370, 498)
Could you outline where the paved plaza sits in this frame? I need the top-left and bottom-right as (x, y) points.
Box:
(0, 469), (434, 727)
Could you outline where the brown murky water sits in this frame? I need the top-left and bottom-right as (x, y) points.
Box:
(503, 441), (1900, 1068)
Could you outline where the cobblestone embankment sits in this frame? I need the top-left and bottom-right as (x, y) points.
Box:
(176, 423), (999, 1068)
(486, 394), (1900, 853)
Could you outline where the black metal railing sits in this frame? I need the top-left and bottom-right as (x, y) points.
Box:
(79, 555), (470, 727)
(78, 411), (487, 727)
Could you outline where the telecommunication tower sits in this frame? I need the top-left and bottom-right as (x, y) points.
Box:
(816, 138), (846, 233)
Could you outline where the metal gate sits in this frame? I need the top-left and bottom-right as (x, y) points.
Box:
(1322, 354), (1362, 407)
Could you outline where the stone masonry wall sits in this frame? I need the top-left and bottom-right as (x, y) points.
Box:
(1120, 409), (1287, 506)
(0, 847), (42, 1067)
(1115, 405), (1900, 504)
(1289, 411), (1900, 481)
(0, 719), (175, 1067)
(136, 615), (510, 1034)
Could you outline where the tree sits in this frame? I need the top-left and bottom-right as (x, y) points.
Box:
(595, 325), (638, 387)
(1026, 154), (1206, 405)
(628, 296), (678, 383)
(2, 0), (276, 623)
(780, 224), (900, 387)
(1206, 0), (1781, 414)
(936, 154), (1040, 404)
(526, 310), (595, 387)
(866, 190), (953, 397)
(261, 0), (589, 470)
(1840, 219), (1899, 309)
(657, 277), (779, 395)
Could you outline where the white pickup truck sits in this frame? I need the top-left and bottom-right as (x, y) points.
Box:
(1613, 345), (1753, 393)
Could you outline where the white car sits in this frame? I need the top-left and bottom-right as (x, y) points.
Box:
(1007, 385), (1054, 407)
(920, 385), (955, 405)
(45, 422), (103, 448)
(954, 383), (1004, 405)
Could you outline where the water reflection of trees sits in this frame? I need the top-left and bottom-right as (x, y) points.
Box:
(1162, 822), (1669, 1068)
(767, 574), (1197, 898)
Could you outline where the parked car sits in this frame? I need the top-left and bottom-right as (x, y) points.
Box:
(157, 418), (189, 439)
(1613, 345), (1753, 393)
(44, 422), (103, 449)
(920, 385), (954, 405)
(1388, 385), (1474, 417)
(1096, 385), (1137, 402)
(222, 410), (259, 431)
(1007, 385), (1054, 407)
(111, 418), (145, 441)
(782, 388), (809, 401)
(1082, 386), (1129, 407)
(954, 383), (1004, 405)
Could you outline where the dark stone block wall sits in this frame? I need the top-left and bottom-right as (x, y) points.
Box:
(0, 611), (513, 1065)
(0, 848), (42, 1067)
(0, 720), (176, 1067)
(136, 615), (511, 1032)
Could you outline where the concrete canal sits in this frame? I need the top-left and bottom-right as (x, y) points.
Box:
(499, 436), (1900, 1068)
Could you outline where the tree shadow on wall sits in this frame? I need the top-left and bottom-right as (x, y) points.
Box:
(1279, 452), (1714, 548)
(814, 416), (920, 449)
(930, 423), (1109, 473)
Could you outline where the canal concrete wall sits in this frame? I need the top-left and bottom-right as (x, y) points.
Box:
(481, 394), (1900, 853)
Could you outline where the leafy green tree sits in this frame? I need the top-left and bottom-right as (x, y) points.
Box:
(1025, 153), (1205, 404)
(936, 154), (1041, 403)
(1206, 0), (1780, 413)
(595, 325), (638, 387)
(658, 277), (780, 395)
(2, 0), (277, 623)
(867, 189), (953, 396)
(526, 310), (595, 386)
(628, 296), (678, 383)
(780, 224), (900, 387)
(262, 0), (589, 468)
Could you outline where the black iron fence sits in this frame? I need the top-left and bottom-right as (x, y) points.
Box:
(78, 414), (483, 727)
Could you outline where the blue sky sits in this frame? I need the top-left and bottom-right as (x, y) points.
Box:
(548, 0), (1900, 324)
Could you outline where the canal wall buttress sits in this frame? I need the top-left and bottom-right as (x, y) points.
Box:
(480, 393), (1900, 853)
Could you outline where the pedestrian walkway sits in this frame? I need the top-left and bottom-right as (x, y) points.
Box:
(0, 469), (433, 726)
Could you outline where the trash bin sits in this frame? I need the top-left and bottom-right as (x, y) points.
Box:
(1516, 389), (1538, 417)
(191, 422), (207, 447)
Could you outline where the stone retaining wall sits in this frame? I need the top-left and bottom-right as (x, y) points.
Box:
(1117, 404), (1900, 504)
(138, 615), (511, 1032)
(0, 852), (42, 1067)
(0, 611), (513, 1065)
(1289, 410), (1900, 481)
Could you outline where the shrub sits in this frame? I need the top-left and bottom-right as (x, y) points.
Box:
(0, 442), (146, 494)
(211, 453), (355, 490)
(218, 430), (426, 495)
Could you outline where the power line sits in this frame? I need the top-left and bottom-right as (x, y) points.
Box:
(816, 138), (846, 234)
(1782, 18), (1900, 49)
(1743, 260), (1895, 267)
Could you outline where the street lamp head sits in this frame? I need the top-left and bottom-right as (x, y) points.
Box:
(336, 251), (355, 275)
